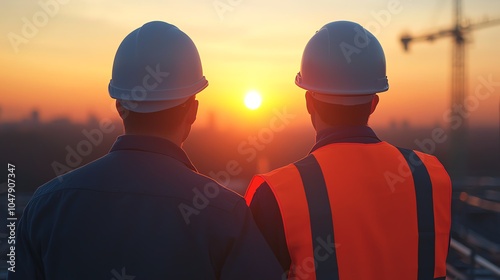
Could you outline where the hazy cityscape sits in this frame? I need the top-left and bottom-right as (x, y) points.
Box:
(0, 109), (498, 195)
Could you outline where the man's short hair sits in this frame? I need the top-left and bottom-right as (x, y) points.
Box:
(120, 96), (195, 133)
(312, 97), (372, 127)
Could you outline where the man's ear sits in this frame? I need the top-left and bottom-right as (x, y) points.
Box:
(116, 100), (127, 119)
(186, 99), (199, 125)
(305, 91), (315, 116)
(370, 94), (379, 115)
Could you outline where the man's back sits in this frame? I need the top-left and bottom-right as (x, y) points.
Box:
(12, 135), (282, 279)
(246, 129), (452, 279)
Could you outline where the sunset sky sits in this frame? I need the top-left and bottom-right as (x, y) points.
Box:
(1, 0), (499, 129)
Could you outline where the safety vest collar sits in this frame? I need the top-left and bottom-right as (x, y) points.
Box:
(311, 126), (380, 153)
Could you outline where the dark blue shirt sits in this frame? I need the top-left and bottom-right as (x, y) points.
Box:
(249, 126), (381, 272)
(10, 135), (283, 280)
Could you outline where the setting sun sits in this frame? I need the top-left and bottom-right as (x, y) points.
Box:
(244, 91), (262, 110)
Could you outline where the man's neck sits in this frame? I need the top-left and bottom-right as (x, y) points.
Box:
(124, 129), (184, 147)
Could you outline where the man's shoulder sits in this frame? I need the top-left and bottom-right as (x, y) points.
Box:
(261, 158), (305, 179)
(180, 172), (247, 214)
(245, 156), (309, 203)
(30, 166), (83, 200)
(31, 153), (245, 214)
(30, 152), (113, 199)
(392, 144), (447, 169)
(257, 154), (319, 185)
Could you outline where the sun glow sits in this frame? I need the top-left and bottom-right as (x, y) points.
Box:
(244, 91), (262, 110)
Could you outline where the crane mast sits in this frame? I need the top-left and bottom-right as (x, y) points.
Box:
(400, 0), (500, 178)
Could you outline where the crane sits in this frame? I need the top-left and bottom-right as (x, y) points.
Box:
(400, 0), (500, 178)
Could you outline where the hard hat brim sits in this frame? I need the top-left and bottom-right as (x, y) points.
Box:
(110, 77), (208, 113)
(118, 96), (193, 113)
(295, 73), (389, 95)
(109, 77), (208, 101)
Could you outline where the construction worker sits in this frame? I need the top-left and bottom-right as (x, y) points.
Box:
(245, 21), (452, 280)
(10, 21), (282, 279)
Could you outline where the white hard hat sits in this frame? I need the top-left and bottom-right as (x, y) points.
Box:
(109, 21), (208, 113)
(296, 21), (388, 105)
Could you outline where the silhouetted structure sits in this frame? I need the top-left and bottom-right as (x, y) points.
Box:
(401, 0), (500, 178)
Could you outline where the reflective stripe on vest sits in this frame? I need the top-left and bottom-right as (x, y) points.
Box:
(245, 142), (451, 280)
(397, 147), (435, 280)
(295, 155), (339, 280)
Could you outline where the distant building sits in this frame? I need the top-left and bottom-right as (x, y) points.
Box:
(208, 111), (217, 131)
(31, 110), (39, 124)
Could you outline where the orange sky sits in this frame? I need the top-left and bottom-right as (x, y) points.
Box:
(1, 0), (499, 129)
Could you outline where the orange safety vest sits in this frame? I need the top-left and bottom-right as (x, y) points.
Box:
(245, 142), (451, 280)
